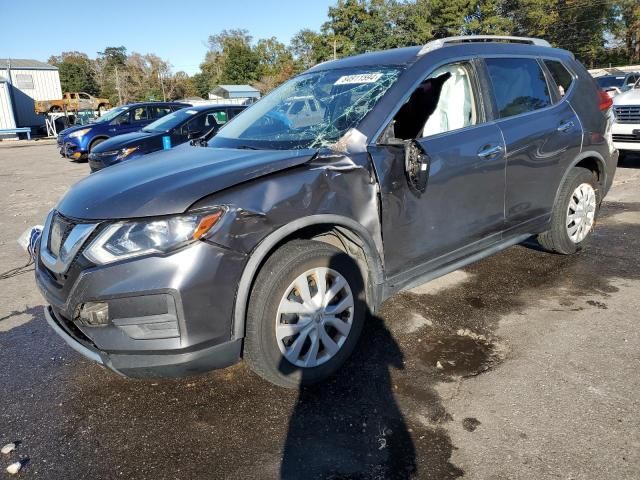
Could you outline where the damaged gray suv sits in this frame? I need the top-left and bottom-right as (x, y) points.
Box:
(36, 36), (617, 387)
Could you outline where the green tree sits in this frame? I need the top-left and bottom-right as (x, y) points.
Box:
(290, 29), (332, 69)
(48, 52), (98, 94)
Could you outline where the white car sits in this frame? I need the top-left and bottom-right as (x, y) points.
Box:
(612, 80), (640, 156)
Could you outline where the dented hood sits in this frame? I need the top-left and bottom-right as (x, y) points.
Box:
(57, 145), (317, 220)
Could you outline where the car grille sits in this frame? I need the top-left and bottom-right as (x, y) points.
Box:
(613, 106), (640, 124)
(48, 213), (76, 257)
(612, 134), (640, 143)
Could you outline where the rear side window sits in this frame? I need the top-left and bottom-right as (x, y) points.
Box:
(149, 106), (172, 119)
(485, 58), (552, 118)
(544, 60), (574, 97)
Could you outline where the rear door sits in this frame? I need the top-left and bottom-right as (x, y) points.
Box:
(482, 57), (582, 232)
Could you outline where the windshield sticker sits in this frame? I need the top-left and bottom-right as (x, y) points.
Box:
(334, 73), (384, 85)
(185, 110), (198, 115)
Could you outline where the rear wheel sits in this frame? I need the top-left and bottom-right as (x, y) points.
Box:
(244, 240), (366, 388)
(537, 167), (599, 254)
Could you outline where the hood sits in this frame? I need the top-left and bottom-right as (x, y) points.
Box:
(57, 146), (317, 220)
(59, 123), (95, 137)
(613, 88), (640, 106)
(92, 131), (157, 153)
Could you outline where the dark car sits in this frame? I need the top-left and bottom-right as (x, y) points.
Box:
(57, 102), (190, 161)
(36, 35), (617, 388)
(595, 72), (640, 97)
(88, 104), (246, 172)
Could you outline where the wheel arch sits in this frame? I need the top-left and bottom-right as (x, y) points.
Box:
(231, 215), (385, 341)
(553, 151), (607, 208)
(88, 135), (109, 150)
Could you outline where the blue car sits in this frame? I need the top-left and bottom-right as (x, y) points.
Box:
(57, 102), (190, 161)
(88, 104), (245, 172)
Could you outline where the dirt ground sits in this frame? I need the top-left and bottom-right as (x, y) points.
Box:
(0, 141), (639, 479)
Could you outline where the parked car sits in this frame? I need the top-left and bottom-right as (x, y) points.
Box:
(611, 78), (640, 158)
(35, 92), (111, 114)
(36, 36), (617, 388)
(595, 72), (640, 97)
(88, 104), (246, 172)
(57, 102), (190, 161)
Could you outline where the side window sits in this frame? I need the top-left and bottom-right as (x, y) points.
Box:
(149, 106), (172, 119)
(184, 114), (208, 133)
(227, 108), (241, 120)
(132, 107), (148, 122)
(289, 101), (306, 115)
(204, 113), (219, 128)
(308, 100), (318, 112)
(543, 59), (574, 98)
(78, 93), (90, 100)
(389, 61), (479, 140)
(212, 110), (228, 124)
(485, 58), (552, 118)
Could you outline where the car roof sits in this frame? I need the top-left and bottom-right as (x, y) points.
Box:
(307, 40), (573, 73)
(125, 101), (191, 108)
(176, 103), (246, 112)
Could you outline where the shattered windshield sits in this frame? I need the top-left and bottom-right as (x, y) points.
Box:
(208, 66), (403, 150)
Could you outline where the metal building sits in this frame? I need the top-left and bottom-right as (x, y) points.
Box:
(0, 59), (62, 131)
(208, 85), (261, 105)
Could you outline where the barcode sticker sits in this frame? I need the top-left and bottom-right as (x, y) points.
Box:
(334, 73), (383, 85)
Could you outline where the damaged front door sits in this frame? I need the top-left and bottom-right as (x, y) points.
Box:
(369, 61), (506, 280)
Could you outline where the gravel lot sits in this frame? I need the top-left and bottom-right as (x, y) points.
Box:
(0, 141), (639, 479)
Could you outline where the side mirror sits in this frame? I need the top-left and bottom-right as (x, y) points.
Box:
(405, 140), (430, 194)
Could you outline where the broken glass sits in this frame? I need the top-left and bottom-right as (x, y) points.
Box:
(208, 66), (403, 151)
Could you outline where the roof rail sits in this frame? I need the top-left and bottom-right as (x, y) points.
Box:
(418, 35), (551, 56)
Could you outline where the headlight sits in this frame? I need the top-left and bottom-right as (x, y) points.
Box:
(68, 128), (91, 139)
(84, 209), (224, 265)
(115, 146), (139, 161)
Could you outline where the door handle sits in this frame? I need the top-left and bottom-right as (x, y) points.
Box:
(477, 145), (503, 159)
(557, 121), (575, 133)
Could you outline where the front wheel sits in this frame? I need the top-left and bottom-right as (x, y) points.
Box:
(244, 240), (366, 388)
(537, 167), (599, 254)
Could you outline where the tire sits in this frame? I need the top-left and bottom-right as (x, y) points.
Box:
(89, 137), (106, 152)
(98, 104), (106, 114)
(537, 167), (599, 254)
(244, 240), (366, 388)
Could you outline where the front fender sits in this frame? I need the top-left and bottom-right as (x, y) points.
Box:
(190, 153), (384, 340)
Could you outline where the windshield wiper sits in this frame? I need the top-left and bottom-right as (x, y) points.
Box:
(235, 145), (260, 150)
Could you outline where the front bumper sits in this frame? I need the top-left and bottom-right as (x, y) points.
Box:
(611, 121), (640, 151)
(59, 138), (87, 160)
(44, 306), (242, 377)
(36, 240), (247, 378)
(88, 152), (119, 172)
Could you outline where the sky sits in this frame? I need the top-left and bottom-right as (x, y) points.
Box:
(0, 0), (335, 74)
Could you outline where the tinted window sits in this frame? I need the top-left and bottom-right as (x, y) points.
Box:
(131, 107), (148, 121)
(227, 108), (242, 120)
(596, 76), (625, 89)
(149, 105), (172, 119)
(212, 110), (228, 124)
(544, 59), (574, 97)
(486, 58), (552, 118)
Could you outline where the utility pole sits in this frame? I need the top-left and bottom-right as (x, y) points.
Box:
(159, 72), (166, 101)
(115, 65), (122, 105)
(333, 38), (337, 61)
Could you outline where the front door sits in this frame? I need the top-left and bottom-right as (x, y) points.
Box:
(369, 60), (506, 278)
